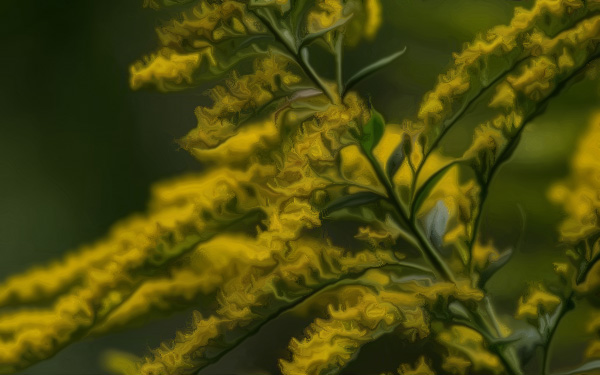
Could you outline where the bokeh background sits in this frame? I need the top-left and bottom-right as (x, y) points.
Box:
(0, 0), (598, 374)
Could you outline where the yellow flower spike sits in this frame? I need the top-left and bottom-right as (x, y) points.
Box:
(156, 0), (263, 47)
(414, 0), (599, 148)
(549, 112), (600, 243)
(181, 54), (302, 151)
(281, 273), (485, 375)
(279, 285), (405, 375)
(0, 165), (277, 371)
(129, 48), (205, 91)
(437, 325), (503, 374)
(506, 56), (559, 100)
(122, 239), (396, 375)
(0, 197), (201, 307)
(515, 283), (562, 320)
(91, 234), (275, 335)
(187, 118), (279, 163)
(364, 0), (382, 40)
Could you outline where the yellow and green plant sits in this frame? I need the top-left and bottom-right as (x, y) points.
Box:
(2, 0), (600, 374)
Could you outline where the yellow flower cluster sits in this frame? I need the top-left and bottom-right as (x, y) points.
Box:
(437, 325), (503, 374)
(181, 54), (302, 150)
(280, 271), (483, 375)
(416, 0), (593, 135)
(515, 283), (561, 320)
(130, 0), (268, 92)
(0, 167), (267, 372)
(456, 3), (600, 183)
(549, 113), (600, 243)
(549, 113), (600, 300)
(130, 48), (206, 91)
(156, 0), (262, 46)
(4, 0), (600, 374)
(124, 240), (396, 375)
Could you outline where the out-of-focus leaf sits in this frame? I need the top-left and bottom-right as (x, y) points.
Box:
(422, 200), (449, 250)
(477, 248), (513, 289)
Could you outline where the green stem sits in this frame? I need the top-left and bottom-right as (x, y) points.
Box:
(365, 152), (457, 283)
(543, 292), (575, 375)
(410, 55), (529, 201)
(299, 47), (337, 103)
(469, 51), (600, 257)
(334, 32), (344, 97)
(252, 8), (337, 103)
(464, 52), (600, 375)
(195, 263), (417, 372)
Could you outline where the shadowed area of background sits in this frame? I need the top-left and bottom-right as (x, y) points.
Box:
(0, 0), (597, 374)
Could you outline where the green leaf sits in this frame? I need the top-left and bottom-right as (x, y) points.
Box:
(477, 248), (513, 289)
(386, 133), (412, 179)
(360, 109), (386, 155)
(411, 160), (464, 219)
(320, 191), (383, 219)
(343, 48), (407, 95)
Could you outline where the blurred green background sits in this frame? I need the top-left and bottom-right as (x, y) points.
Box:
(0, 0), (598, 374)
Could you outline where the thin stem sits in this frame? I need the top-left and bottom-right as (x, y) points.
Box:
(410, 55), (529, 201)
(543, 292), (575, 375)
(300, 47), (337, 103)
(469, 52), (600, 256)
(252, 8), (337, 103)
(483, 297), (523, 375)
(463, 53), (600, 375)
(196, 263), (415, 372)
(365, 151), (457, 283)
(334, 32), (344, 97)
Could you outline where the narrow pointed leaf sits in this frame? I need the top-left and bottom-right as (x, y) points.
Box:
(344, 48), (407, 95)
(411, 160), (464, 219)
(360, 109), (386, 155)
(320, 191), (383, 219)
(478, 248), (514, 289)
(386, 133), (412, 179)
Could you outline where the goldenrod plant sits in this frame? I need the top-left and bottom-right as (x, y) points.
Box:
(2, 0), (600, 374)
